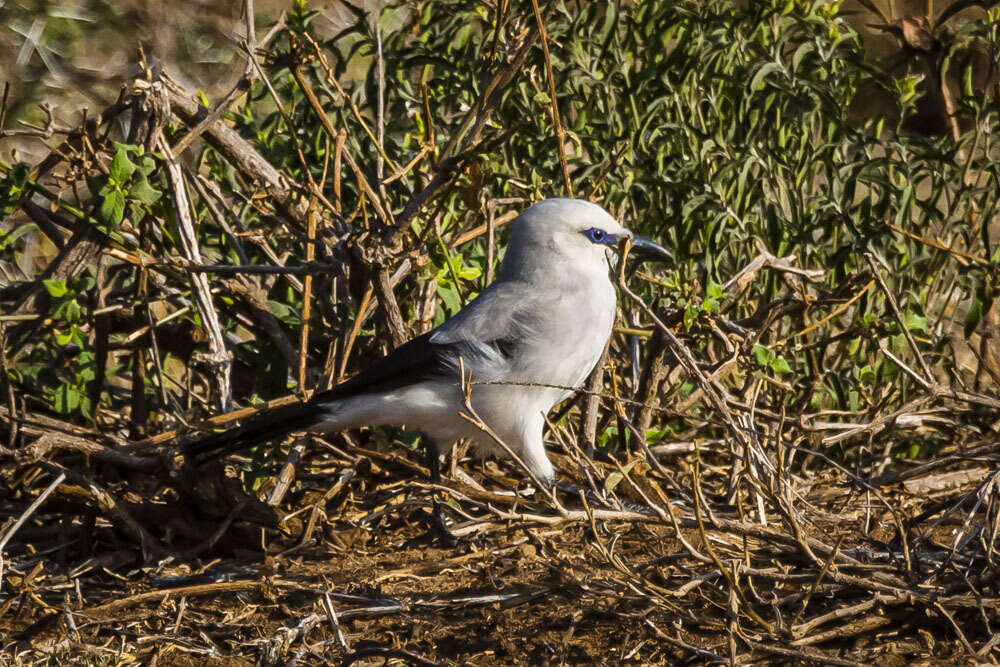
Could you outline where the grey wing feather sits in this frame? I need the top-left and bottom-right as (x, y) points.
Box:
(315, 282), (536, 403)
(429, 281), (540, 345)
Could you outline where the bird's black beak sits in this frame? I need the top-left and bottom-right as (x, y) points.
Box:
(627, 234), (672, 262)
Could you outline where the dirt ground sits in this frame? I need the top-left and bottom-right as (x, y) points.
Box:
(1, 439), (994, 666)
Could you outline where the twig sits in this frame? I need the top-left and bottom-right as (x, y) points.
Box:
(157, 135), (233, 411)
(864, 251), (935, 383)
(167, 89), (308, 221)
(0, 472), (65, 551)
(374, 268), (408, 347)
(617, 242), (749, 453)
(267, 440), (306, 507)
(82, 580), (271, 617)
(529, 0), (572, 197)
(302, 33), (402, 175)
(0, 325), (19, 449)
(39, 462), (167, 559)
(456, 362), (564, 513)
(386, 19), (542, 241)
(374, 4), (388, 205)
(321, 591), (350, 651)
(170, 6), (284, 156)
(292, 49), (391, 226)
(299, 204), (318, 391)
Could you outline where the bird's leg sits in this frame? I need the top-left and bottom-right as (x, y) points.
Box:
(553, 479), (599, 505)
(553, 479), (655, 516)
(424, 439), (443, 485)
(421, 439), (460, 546)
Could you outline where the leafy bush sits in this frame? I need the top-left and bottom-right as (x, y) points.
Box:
(1, 0), (998, 457)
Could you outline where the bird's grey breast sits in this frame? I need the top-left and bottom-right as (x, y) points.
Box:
(510, 270), (616, 394)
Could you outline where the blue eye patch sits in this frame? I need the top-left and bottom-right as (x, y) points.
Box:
(583, 227), (619, 245)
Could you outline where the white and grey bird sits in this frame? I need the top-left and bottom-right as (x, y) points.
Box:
(184, 198), (670, 487)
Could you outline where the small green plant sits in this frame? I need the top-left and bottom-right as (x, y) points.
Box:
(86, 143), (162, 237)
(42, 276), (98, 418)
(0, 162), (31, 218)
(753, 344), (792, 376)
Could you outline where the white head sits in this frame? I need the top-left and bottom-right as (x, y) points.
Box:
(498, 198), (669, 282)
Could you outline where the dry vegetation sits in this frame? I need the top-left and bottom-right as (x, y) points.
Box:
(1, 0), (1000, 664)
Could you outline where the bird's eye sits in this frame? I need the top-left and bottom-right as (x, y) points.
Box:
(584, 227), (607, 243)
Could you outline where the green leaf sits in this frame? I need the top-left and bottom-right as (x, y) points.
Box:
(894, 184), (913, 227)
(645, 428), (666, 444)
(139, 155), (157, 177)
(770, 357), (792, 375)
(437, 282), (461, 316)
(456, 265), (481, 281)
(86, 175), (106, 198)
(5, 222), (36, 248)
(0, 162), (31, 216)
(936, 0), (994, 27)
(750, 62), (782, 92)
(113, 141), (140, 155)
(604, 471), (624, 493)
(43, 279), (67, 298)
(965, 299), (983, 338)
(7, 162), (30, 188)
(683, 305), (698, 329)
(897, 75), (919, 103)
(127, 201), (146, 226)
(64, 300), (81, 324)
(110, 148), (136, 184)
(754, 344), (775, 366)
(53, 384), (80, 414)
(791, 41), (814, 71)
(604, 459), (641, 494)
(100, 190), (126, 226)
(906, 313), (928, 332)
(532, 91), (551, 105)
(70, 275), (95, 292)
(267, 300), (300, 326)
(130, 173), (162, 205)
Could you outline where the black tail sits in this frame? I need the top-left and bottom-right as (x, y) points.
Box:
(181, 327), (452, 466)
(182, 401), (325, 466)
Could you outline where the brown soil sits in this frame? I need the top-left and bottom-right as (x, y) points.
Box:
(1, 443), (994, 666)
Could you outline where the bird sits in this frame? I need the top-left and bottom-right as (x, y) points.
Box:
(183, 198), (670, 490)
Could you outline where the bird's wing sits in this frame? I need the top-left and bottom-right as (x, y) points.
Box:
(313, 281), (538, 403)
(428, 280), (541, 346)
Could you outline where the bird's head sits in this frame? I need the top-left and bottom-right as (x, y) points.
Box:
(500, 198), (671, 280)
